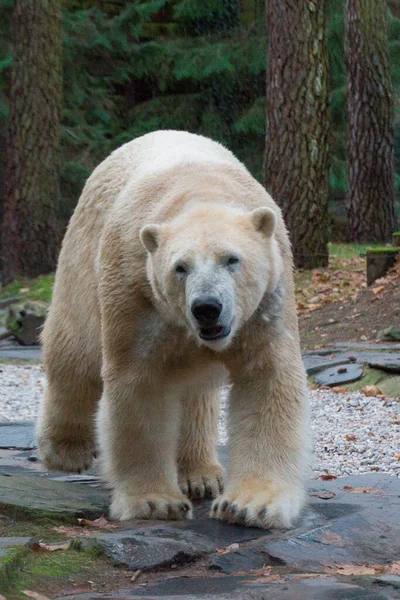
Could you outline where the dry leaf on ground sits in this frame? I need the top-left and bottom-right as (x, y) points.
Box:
(52, 525), (96, 538)
(312, 491), (336, 500)
(331, 387), (348, 394)
(318, 474), (337, 481)
(343, 486), (383, 494)
(77, 515), (117, 529)
(31, 541), (70, 552)
(325, 562), (400, 576)
(325, 564), (378, 576)
(360, 385), (382, 397)
(345, 434), (357, 441)
(216, 543), (240, 555)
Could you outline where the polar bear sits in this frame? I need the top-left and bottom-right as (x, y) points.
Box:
(37, 131), (309, 529)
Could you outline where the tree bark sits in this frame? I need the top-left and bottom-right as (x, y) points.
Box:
(345, 0), (396, 243)
(264, 0), (330, 269)
(1, 0), (62, 285)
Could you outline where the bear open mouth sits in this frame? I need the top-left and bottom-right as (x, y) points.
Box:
(199, 325), (231, 341)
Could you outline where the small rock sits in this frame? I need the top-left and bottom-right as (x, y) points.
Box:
(378, 326), (400, 342)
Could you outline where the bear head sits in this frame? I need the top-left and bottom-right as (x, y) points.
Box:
(140, 203), (283, 351)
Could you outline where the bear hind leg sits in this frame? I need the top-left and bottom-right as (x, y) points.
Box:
(37, 329), (102, 473)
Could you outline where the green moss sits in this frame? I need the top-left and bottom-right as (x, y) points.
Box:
(393, 232), (400, 237)
(345, 366), (386, 391)
(0, 516), (69, 541)
(0, 546), (31, 594)
(366, 246), (400, 254)
(328, 242), (377, 258)
(2, 547), (109, 599)
(0, 274), (55, 303)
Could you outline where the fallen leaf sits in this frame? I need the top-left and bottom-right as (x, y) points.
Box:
(360, 385), (382, 397)
(22, 592), (51, 600)
(318, 474), (337, 481)
(77, 515), (117, 529)
(337, 367), (347, 374)
(312, 491), (335, 500)
(386, 561), (400, 575)
(131, 569), (142, 583)
(19, 287), (29, 293)
(345, 434), (357, 441)
(216, 542), (240, 555)
(325, 564), (378, 576)
(52, 525), (95, 538)
(373, 285), (385, 295)
(31, 541), (70, 552)
(331, 387), (348, 394)
(343, 486), (383, 494)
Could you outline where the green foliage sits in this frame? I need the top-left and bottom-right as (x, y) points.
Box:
(0, 0), (399, 228)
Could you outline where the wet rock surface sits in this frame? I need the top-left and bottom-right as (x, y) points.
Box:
(0, 437), (399, 598)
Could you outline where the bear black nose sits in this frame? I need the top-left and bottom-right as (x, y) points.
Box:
(191, 296), (222, 324)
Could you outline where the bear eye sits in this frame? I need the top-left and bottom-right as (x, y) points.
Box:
(175, 263), (187, 275)
(226, 255), (240, 267)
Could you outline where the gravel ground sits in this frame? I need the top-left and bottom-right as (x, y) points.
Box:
(0, 364), (398, 478)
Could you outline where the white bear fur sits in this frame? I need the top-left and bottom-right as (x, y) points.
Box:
(37, 130), (310, 529)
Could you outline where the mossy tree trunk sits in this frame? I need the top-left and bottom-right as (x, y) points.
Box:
(264, 0), (330, 269)
(345, 0), (396, 243)
(1, 0), (62, 285)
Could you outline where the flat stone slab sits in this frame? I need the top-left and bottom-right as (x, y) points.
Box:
(315, 363), (363, 386)
(86, 526), (217, 571)
(58, 574), (400, 599)
(0, 472), (108, 518)
(0, 422), (36, 450)
(0, 343), (42, 361)
(302, 355), (351, 376)
(368, 357), (400, 374)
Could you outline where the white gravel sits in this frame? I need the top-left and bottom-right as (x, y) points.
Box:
(0, 365), (398, 478)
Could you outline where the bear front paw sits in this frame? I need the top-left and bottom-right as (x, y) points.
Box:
(110, 491), (193, 521)
(38, 435), (96, 473)
(211, 480), (305, 529)
(179, 463), (224, 499)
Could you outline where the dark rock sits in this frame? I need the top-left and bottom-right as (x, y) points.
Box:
(368, 357), (400, 374)
(209, 546), (282, 574)
(85, 526), (216, 571)
(315, 363), (363, 386)
(6, 300), (48, 346)
(378, 327), (400, 342)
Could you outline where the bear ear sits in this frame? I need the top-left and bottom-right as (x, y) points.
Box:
(249, 207), (276, 238)
(140, 224), (161, 253)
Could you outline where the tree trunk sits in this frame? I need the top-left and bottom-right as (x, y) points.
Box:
(264, 0), (330, 269)
(1, 0), (62, 285)
(345, 0), (396, 243)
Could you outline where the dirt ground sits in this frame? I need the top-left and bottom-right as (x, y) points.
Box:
(299, 274), (400, 350)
